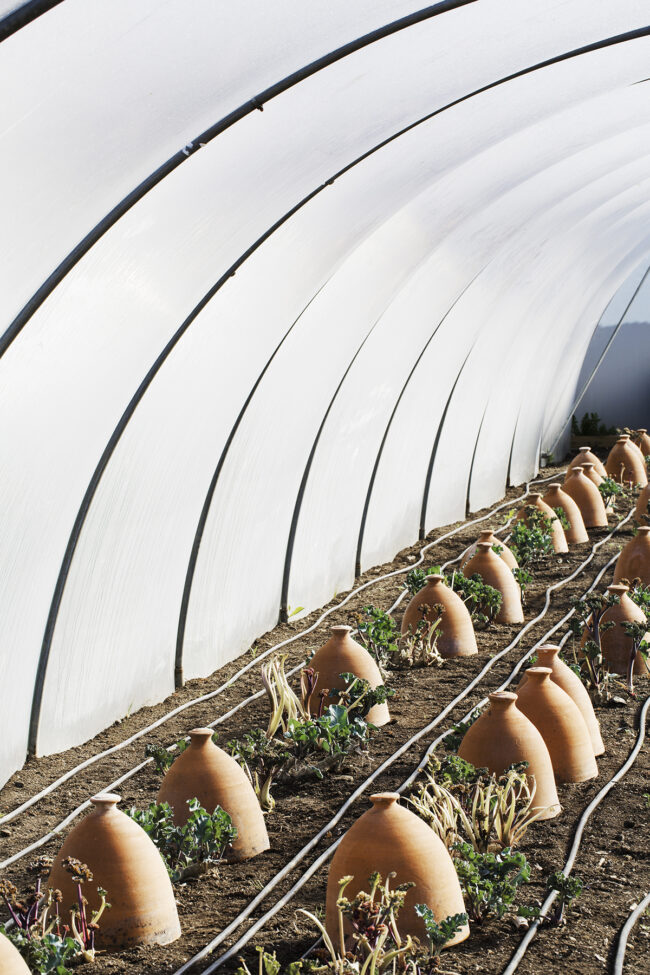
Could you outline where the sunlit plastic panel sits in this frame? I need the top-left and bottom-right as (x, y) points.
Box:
(468, 149), (650, 510)
(0, 0), (444, 327)
(28, 37), (650, 760)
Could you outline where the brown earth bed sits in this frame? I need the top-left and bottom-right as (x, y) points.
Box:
(1, 465), (648, 975)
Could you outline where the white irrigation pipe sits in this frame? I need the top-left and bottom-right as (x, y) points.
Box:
(613, 888), (650, 975)
(0, 477), (553, 829)
(173, 514), (629, 975)
(0, 480), (555, 868)
(502, 694), (650, 975)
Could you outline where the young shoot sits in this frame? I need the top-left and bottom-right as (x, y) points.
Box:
(545, 871), (583, 926)
(620, 620), (650, 695)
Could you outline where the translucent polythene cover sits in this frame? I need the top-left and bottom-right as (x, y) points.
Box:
(0, 0), (649, 785)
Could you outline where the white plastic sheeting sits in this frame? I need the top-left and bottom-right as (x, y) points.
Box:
(0, 0), (649, 785)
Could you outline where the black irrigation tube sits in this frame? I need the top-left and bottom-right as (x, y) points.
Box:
(23, 27), (650, 760)
(613, 887), (650, 975)
(502, 694), (650, 975)
(0, 0), (474, 355)
(0, 475), (551, 842)
(171, 514), (631, 974)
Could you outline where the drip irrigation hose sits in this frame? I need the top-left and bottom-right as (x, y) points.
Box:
(0, 478), (555, 867)
(172, 514), (630, 975)
(613, 888), (650, 975)
(0, 476), (554, 829)
(502, 694), (650, 975)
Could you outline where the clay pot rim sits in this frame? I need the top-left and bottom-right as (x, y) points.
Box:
(478, 530), (495, 539)
(370, 792), (400, 807)
(189, 728), (213, 742)
(547, 482), (563, 490)
(578, 446), (592, 452)
(525, 666), (553, 680)
(607, 583), (630, 594)
(425, 573), (445, 584)
(528, 492), (542, 500)
(488, 691), (518, 705)
(331, 624), (353, 635)
(476, 541), (494, 551)
(91, 793), (121, 810)
(537, 644), (561, 654)
(638, 526), (650, 535)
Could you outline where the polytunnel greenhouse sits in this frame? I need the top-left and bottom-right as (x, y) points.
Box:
(1, 1), (649, 973)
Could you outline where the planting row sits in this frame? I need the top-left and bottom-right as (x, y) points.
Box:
(1, 436), (649, 975)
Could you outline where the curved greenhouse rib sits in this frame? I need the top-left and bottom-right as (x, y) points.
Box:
(0, 0), (63, 42)
(0, 0), (474, 356)
(354, 272), (481, 578)
(25, 26), (650, 758)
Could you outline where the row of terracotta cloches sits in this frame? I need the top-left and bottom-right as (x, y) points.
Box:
(47, 728), (272, 949)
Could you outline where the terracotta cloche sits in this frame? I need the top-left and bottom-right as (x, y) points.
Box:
(462, 529), (519, 572)
(613, 526), (650, 587)
(516, 494), (568, 553)
(517, 645), (604, 755)
(462, 542), (523, 623)
(515, 668), (598, 782)
(0, 934), (31, 975)
(326, 793), (469, 945)
(48, 794), (181, 949)
(635, 428), (650, 458)
(457, 691), (560, 819)
(308, 625), (390, 725)
(157, 728), (269, 860)
(568, 446), (606, 479)
(605, 437), (648, 486)
(542, 483), (588, 544)
(634, 485), (650, 526)
(561, 468), (608, 528)
(401, 574), (477, 657)
(599, 584), (650, 677)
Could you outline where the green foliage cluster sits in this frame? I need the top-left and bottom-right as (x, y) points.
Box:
(403, 564), (503, 629)
(508, 507), (555, 568)
(125, 798), (237, 883)
(567, 591), (620, 704)
(452, 842), (531, 923)
(571, 412), (616, 436)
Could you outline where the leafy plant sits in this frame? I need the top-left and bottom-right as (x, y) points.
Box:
(0, 855), (110, 971)
(262, 654), (309, 738)
(509, 507), (555, 568)
(403, 565), (443, 596)
(404, 566), (503, 630)
(452, 842), (531, 923)
(545, 871), (583, 926)
(355, 606), (401, 678)
(414, 903), (468, 960)
(411, 757), (546, 854)
(227, 729), (291, 812)
(553, 506), (570, 531)
(598, 476), (627, 512)
(572, 412), (616, 436)
(512, 566), (532, 605)
(125, 799), (237, 883)
(567, 591), (620, 704)
(621, 620), (650, 695)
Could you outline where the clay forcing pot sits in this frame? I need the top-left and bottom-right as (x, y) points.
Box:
(48, 794), (181, 949)
(463, 542), (523, 623)
(567, 446), (606, 479)
(515, 668), (597, 782)
(517, 645), (604, 756)
(516, 494), (568, 553)
(605, 437), (648, 486)
(599, 584), (650, 677)
(634, 486), (650, 526)
(0, 934), (31, 974)
(635, 428), (650, 458)
(542, 483), (588, 544)
(462, 529), (519, 572)
(561, 469), (608, 528)
(325, 793), (469, 946)
(308, 625), (390, 726)
(613, 526), (650, 587)
(157, 728), (269, 860)
(457, 692), (560, 819)
(401, 574), (477, 657)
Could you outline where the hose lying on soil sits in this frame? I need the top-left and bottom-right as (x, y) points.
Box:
(173, 514), (630, 975)
(0, 475), (556, 829)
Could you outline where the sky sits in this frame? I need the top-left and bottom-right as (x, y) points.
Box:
(598, 260), (650, 327)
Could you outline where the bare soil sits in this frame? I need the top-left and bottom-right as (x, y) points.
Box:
(1, 465), (648, 975)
